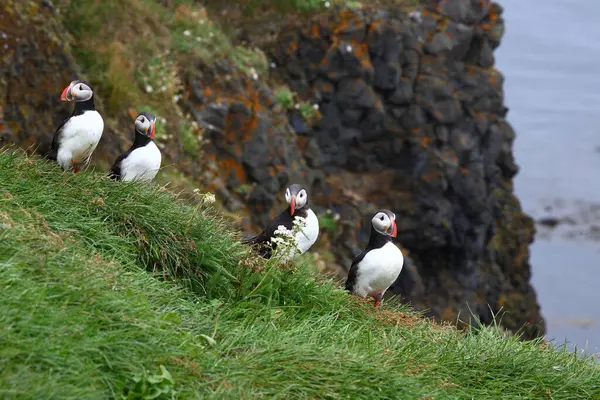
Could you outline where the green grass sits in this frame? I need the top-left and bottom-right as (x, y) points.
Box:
(1, 150), (600, 399)
(275, 86), (321, 124)
(63, 0), (268, 115)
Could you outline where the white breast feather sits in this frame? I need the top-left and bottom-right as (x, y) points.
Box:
(353, 242), (404, 298)
(56, 111), (104, 170)
(120, 141), (162, 182)
(277, 208), (319, 262)
(293, 208), (319, 257)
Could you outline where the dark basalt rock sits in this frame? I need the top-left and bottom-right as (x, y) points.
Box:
(268, 1), (543, 338)
(181, 62), (309, 231)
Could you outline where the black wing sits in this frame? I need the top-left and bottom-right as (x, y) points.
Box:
(108, 151), (129, 181)
(344, 249), (369, 292)
(242, 208), (294, 259)
(46, 117), (70, 161)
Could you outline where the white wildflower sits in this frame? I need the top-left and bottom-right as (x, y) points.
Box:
(312, 104), (319, 110)
(333, 213), (341, 222)
(209, 32), (214, 38)
(172, 95), (180, 103)
(324, 1), (331, 8)
(409, 10), (422, 23)
(161, 85), (167, 92)
(346, 44), (353, 52)
(196, 36), (203, 42)
(183, 30), (191, 37)
(274, 225), (293, 237)
(249, 68), (259, 81)
(199, 19), (205, 25)
(270, 237), (285, 245)
(270, 62), (276, 68)
(204, 193), (216, 204)
(193, 188), (201, 194)
(145, 85), (153, 93)
(293, 216), (307, 228)
(294, 103), (300, 110)
(160, 117), (167, 124)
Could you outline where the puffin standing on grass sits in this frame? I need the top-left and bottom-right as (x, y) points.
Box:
(243, 184), (319, 260)
(345, 210), (404, 307)
(109, 112), (161, 182)
(47, 80), (104, 173)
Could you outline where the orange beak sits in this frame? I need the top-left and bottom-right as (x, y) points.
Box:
(149, 121), (156, 139)
(390, 220), (397, 238)
(60, 84), (73, 102)
(290, 196), (296, 216)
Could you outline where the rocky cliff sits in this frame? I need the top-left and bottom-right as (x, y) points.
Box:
(0, 0), (544, 338)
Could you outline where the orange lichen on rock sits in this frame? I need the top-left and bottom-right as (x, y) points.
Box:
(219, 157), (247, 184)
(420, 136), (432, 149)
(355, 42), (373, 70)
(334, 9), (364, 36)
(286, 40), (298, 56)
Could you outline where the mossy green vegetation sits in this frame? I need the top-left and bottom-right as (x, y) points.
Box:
(63, 0), (267, 118)
(1, 151), (599, 399)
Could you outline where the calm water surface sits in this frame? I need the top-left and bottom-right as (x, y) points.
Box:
(495, 0), (600, 354)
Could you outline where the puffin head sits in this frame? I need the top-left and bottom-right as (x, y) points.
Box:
(134, 112), (157, 140)
(371, 209), (397, 238)
(60, 80), (94, 102)
(284, 184), (308, 216)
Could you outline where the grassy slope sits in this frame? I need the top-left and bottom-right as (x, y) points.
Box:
(1, 151), (599, 399)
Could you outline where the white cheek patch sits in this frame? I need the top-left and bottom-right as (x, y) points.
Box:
(372, 213), (389, 232)
(297, 190), (308, 207)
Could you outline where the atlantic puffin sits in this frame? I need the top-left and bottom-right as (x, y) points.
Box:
(47, 80), (104, 173)
(345, 210), (404, 307)
(243, 184), (319, 260)
(109, 112), (161, 182)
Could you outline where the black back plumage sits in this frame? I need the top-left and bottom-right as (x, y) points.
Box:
(345, 225), (393, 292)
(46, 80), (96, 161)
(243, 207), (309, 259)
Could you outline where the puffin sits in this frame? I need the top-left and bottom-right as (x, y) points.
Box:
(47, 80), (104, 173)
(109, 112), (161, 182)
(243, 184), (319, 260)
(345, 209), (404, 307)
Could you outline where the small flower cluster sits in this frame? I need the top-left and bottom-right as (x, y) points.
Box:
(140, 51), (178, 97)
(270, 225), (293, 246)
(193, 189), (216, 205)
(293, 216), (307, 229)
(270, 216), (308, 261)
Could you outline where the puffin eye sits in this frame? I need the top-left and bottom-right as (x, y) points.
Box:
(380, 215), (384, 221)
(79, 85), (84, 90)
